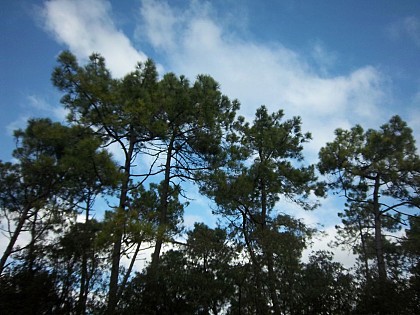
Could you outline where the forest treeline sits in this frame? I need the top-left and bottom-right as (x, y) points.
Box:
(0, 51), (419, 315)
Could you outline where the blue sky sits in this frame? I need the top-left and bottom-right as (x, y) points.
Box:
(2, 0), (420, 264)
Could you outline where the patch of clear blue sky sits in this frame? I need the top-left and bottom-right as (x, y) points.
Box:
(1, 1), (62, 159)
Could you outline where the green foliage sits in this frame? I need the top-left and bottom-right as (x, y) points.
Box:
(2, 50), (420, 314)
(0, 118), (119, 274)
(318, 116), (420, 205)
(318, 115), (420, 314)
(51, 50), (241, 313)
(299, 251), (355, 315)
(401, 216), (420, 313)
(0, 268), (62, 315)
(199, 105), (320, 313)
(120, 223), (237, 314)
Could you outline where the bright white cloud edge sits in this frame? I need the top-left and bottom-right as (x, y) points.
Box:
(42, 0), (147, 78)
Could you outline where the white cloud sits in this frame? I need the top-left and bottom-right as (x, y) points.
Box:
(0, 225), (33, 268)
(6, 95), (68, 137)
(303, 225), (356, 268)
(40, 0), (393, 163)
(310, 40), (338, 75)
(27, 95), (68, 121)
(183, 214), (206, 229)
(119, 242), (156, 273)
(136, 0), (179, 52)
(137, 0), (391, 165)
(6, 115), (30, 136)
(42, 0), (147, 77)
(388, 16), (420, 47)
(276, 196), (356, 268)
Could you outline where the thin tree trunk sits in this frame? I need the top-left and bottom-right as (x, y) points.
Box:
(0, 206), (31, 274)
(241, 211), (267, 314)
(145, 133), (175, 313)
(372, 174), (390, 314)
(116, 241), (141, 302)
(266, 251), (281, 314)
(358, 218), (371, 282)
(77, 193), (92, 315)
(106, 135), (135, 315)
(26, 209), (39, 274)
(78, 254), (88, 315)
(373, 175), (387, 283)
(260, 179), (281, 314)
(106, 193), (126, 314)
(150, 132), (175, 273)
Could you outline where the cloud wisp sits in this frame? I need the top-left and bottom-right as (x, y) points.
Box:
(388, 16), (420, 48)
(42, 0), (147, 78)
(6, 94), (67, 136)
(41, 0), (392, 159)
(137, 0), (391, 162)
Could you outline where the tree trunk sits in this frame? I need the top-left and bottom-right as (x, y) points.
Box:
(373, 175), (387, 283)
(150, 132), (175, 273)
(106, 136), (135, 315)
(78, 252), (88, 315)
(116, 242), (141, 303)
(145, 133), (175, 313)
(26, 209), (39, 273)
(241, 211), (268, 314)
(266, 250), (281, 314)
(106, 188), (127, 314)
(260, 179), (282, 314)
(358, 218), (371, 282)
(77, 194), (92, 315)
(0, 205), (31, 274)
